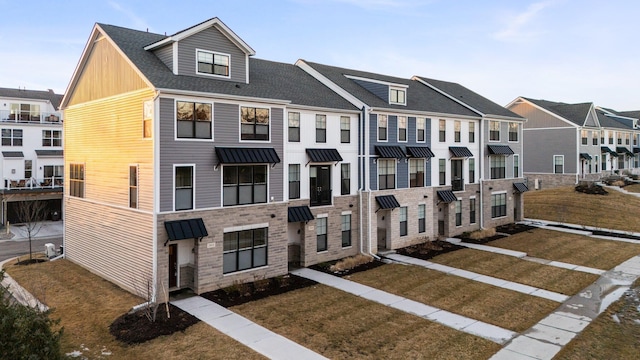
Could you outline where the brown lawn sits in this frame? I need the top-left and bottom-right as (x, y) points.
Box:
(431, 249), (599, 295)
(348, 263), (558, 332)
(488, 228), (640, 270)
(232, 283), (501, 359)
(622, 183), (640, 193)
(524, 186), (640, 232)
(4, 259), (264, 360)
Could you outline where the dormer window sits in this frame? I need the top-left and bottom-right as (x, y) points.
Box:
(196, 49), (230, 77)
(389, 88), (406, 105)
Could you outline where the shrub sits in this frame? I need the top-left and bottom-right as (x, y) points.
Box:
(612, 180), (626, 187)
(0, 270), (63, 359)
(468, 228), (496, 240)
(330, 254), (373, 272)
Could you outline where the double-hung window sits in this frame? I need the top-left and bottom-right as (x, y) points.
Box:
(288, 112), (300, 142)
(223, 227), (267, 274)
(316, 115), (326, 143)
(581, 130), (588, 145)
(469, 122), (475, 143)
(24, 160), (32, 179)
(409, 159), (424, 188)
(399, 207), (407, 236)
(129, 165), (138, 209)
(176, 101), (212, 139)
(241, 107), (269, 141)
(398, 116), (407, 142)
(378, 115), (388, 141)
(490, 121), (500, 141)
(509, 123), (519, 142)
(42, 130), (61, 146)
(69, 164), (84, 198)
(378, 159), (395, 190)
(609, 131), (614, 145)
(593, 131), (598, 145)
(196, 50), (229, 77)
(600, 131), (605, 145)
(289, 164), (300, 199)
(223, 165), (267, 206)
(390, 88), (406, 105)
(44, 165), (63, 179)
(469, 158), (475, 183)
(455, 200), (462, 226)
(317, 217), (327, 252)
(340, 116), (350, 143)
(469, 198), (476, 224)
(416, 118), (425, 142)
(554, 155), (564, 174)
(341, 214), (351, 247)
(454, 121), (461, 142)
(2, 129), (22, 146)
(418, 204), (426, 233)
(341, 163), (350, 195)
(175, 166), (193, 210)
(491, 193), (507, 218)
(513, 154), (520, 178)
(602, 154), (607, 171)
(439, 120), (446, 142)
(439, 159), (446, 186)
(490, 156), (506, 179)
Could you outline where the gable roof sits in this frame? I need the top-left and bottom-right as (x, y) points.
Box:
(413, 77), (524, 120)
(596, 109), (635, 130)
(0, 87), (63, 109)
(301, 61), (479, 117)
(521, 98), (593, 126)
(617, 110), (640, 119)
(64, 23), (357, 111)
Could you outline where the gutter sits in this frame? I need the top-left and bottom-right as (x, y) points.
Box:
(479, 117), (485, 229)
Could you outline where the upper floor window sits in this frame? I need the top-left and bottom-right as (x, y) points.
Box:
(378, 159), (395, 190)
(489, 121), (500, 141)
(241, 107), (269, 141)
(389, 88), (406, 105)
(2, 129), (22, 146)
(288, 164), (300, 199)
(490, 156), (506, 179)
(593, 131), (599, 145)
(416, 118), (425, 142)
(554, 155), (564, 174)
(196, 50), (229, 77)
(42, 130), (61, 147)
(469, 158), (475, 183)
(129, 165), (138, 209)
(341, 116), (350, 143)
(600, 131), (604, 144)
(514, 154), (520, 178)
(70, 163), (85, 198)
(175, 166), (193, 210)
(581, 130), (588, 145)
(609, 131), (614, 144)
(454, 121), (461, 142)
(176, 101), (212, 139)
(618, 134), (623, 145)
(439, 120), (446, 142)
(409, 159), (424, 188)
(223, 165), (267, 206)
(316, 115), (326, 143)
(143, 100), (153, 139)
(469, 122), (475, 143)
(341, 163), (350, 195)
(288, 112), (300, 142)
(509, 122), (519, 142)
(378, 115), (388, 141)
(625, 133), (630, 145)
(634, 135), (638, 146)
(44, 165), (63, 180)
(398, 116), (407, 142)
(439, 158), (446, 185)
(24, 160), (32, 179)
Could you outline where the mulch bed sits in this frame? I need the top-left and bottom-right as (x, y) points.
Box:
(15, 259), (47, 265)
(575, 184), (608, 195)
(109, 303), (199, 344)
(310, 259), (386, 277)
(396, 240), (464, 261)
(460, 223), (537, 244)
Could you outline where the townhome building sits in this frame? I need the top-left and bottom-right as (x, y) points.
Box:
(0, 87), (63, 224)
(596, 108), (640, 175)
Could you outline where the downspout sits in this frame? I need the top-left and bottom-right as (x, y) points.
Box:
(362, 105), (379, 259)
(479, 117), (485, 229)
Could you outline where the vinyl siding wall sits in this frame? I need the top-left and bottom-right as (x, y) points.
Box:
(523, 127), (577, 173)
(510, 102), (571, 129)
(154, 44), (173, 71)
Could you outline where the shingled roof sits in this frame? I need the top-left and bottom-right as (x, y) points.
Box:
(596, 109), (634, 130)
(0, 87), (63, 109)
(96, 24), (358, 111)
(523, 98), (593, 126)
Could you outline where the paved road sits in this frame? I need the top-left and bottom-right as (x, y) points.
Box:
(0, 236), (63, 262)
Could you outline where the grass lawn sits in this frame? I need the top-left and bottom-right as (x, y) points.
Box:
(348, 263), (558, 332)
(4, 259), (265, 360)
(524, 186), (640, 232)
(488, 228), (640, 270)
(232, 283), (501, 360)
(431, 249), (599, 295)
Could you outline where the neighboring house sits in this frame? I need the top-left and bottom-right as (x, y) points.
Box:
(0, 87), (63, 224)
(596, 108), (640, 175)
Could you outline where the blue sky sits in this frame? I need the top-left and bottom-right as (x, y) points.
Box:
(1, 0), (638, 110)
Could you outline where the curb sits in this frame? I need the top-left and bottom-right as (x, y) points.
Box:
(0, 257), (49, 311)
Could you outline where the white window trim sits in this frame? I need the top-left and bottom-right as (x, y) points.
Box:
(377, 158), (397, 190)
(238, 104), (272, 143)
(513, 154), (520, 178)
(69, 162), (86, 198)
(397, 116), (408, 143)
(195, 48), (231, 79)
(389, 87), (407, 106)
(143, 100), (154, 140)
(377, 114), (388, 142)
(173, 99), (214, 142)
(223, 222), (270, 233)
(415, 117), (426, 143)
(489, 120), (501, 142)
(508, 122), (520, 143)
(129, 164), (139, 209)
(553, 155), (564, 174)
(173, 163), (195, 212)
(408, 158), (425, 188)
(220, 164), (271, 207)
(491, 191), (508, 219)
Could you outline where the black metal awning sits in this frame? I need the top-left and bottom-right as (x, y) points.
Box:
(375, 195), (400, 210)
(35, 150), (63, 157)
(375, 146), (406, 159)
(579, 153), (592, 160)
(2, 151), (24, 158)
(215, 147), (281, 167)
(513, 182), (529, 193)
(449, 146), (473, 158)
(487, 145), (515, 155)
(437, 190), (458, 203)
(164, 218), (208, 246)
(288, 206), (315, 223)
(634, 148), (640, 154)
(601, 147), (618, 157)
(406, 146), (435, 158)
(617, 147), (634, 157)
(306, 148), (343, 163)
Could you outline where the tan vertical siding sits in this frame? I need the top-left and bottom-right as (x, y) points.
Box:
(510, 102), (570, 128)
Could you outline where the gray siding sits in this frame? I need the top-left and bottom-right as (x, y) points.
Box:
(483, 119), (524, 177)
(154, 44), (173, 71)
(397, 160), (408, 188)
(510, 102), (572, 129)
(425, 118), (432, 186)
(584, 111), (597, 127)
(523, 127), (577, 173)
(177, 27), (247, 83)
(159, 98), (283, 212)
(352, 79), (388, 102)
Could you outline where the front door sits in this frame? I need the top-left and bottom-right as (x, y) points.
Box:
(169, 244), (177, 288)
(310, 165), (331, 206)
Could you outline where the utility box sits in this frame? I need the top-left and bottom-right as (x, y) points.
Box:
(44, 243), (56, 258)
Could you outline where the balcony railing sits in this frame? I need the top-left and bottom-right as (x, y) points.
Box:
(0, 110), (62, 124)
(452, 177), (464, 192)
(3, 177), (64, 190)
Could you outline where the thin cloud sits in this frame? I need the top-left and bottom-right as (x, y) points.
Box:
(493, 1), (554, 42)
(108, 1), (150, 31)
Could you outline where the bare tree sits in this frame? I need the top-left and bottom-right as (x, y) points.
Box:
(15, 200), (48, 261)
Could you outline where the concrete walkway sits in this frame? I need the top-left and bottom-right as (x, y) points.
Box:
(601, 183), (640, 198)
(171, 296), (327, 360)
(385, 253), (569, 303)
(445, 238), (606, 275)
(523, 218), (640, 244)
(292, 267), (517, 344)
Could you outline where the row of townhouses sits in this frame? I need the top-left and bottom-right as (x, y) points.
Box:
(60, 18), (530, 300)
(507, 97), (640, 188)
(0, 88), (64, 225)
